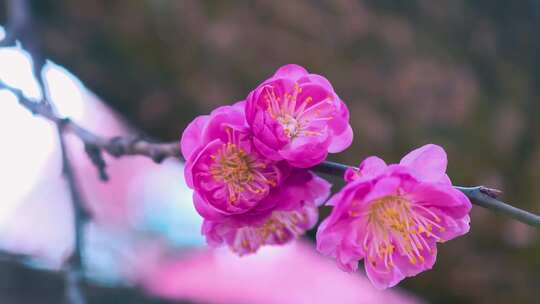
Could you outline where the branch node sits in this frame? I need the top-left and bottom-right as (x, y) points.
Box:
(151, 151), (166, 163)
(59, 117), (71, 129)
(108, 136), (127, 157)
(84, 144), (109, 181)
(479, 186), (503, 199)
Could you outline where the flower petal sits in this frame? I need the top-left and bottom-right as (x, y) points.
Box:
(365, 259), (404, 290)
(303, 73), (335, 92)
(180, 115), (209, 161)
(363, 177), (401, 203)
(399, 144), (447, 183)
(410, 183), (472, 219)
(279, 136), (330, 168)
(432, 213), (471, 241)
(392, 239), (437, 278)
(193, 192), (227, 221)
(327, 124), (353, 153)
(273, 64), (309, 79)
(345, 156), (387, 182)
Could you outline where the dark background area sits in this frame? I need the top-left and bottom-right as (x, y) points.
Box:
(2, 0), (540, 303)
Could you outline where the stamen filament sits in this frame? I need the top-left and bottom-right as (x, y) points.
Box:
(210, 138), (276, 204)
(264, 84), (334, 139)
(362, 195), (441, 268)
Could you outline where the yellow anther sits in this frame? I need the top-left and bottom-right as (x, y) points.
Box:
(210, 142), (276, 204)
(349, 210), (360, 217)
(363, 194), (442, 270)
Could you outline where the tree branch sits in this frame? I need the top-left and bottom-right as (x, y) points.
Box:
(0, 81), (179, 172)
(3, 82), (539, 228)
(315, 161), (540, 228)
(456, 186), (540, 227)
(2, 76), (540, 228)
(58, 130), (89, 304)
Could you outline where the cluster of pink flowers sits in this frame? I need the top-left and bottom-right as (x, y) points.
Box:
(181, 64), (472, 289)
(181, 64), (350, 255)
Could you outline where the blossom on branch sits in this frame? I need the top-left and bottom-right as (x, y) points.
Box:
(316, 144), (471, 289)
(245, 64), (353, 168)
(181, 100), (331, 254)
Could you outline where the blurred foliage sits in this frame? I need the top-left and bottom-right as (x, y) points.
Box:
(2, 0), (540, 303)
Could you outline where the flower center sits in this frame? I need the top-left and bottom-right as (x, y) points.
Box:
(210, 142), (276, 204)
(357, 195), (445, 269)
(276, 114), (301, 138)
(264, 84), (332, 139)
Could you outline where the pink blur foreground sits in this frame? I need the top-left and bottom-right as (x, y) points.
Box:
(140, 241), (420, 304)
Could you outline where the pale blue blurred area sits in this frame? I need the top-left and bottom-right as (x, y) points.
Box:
(0, 45), (42, 100)
(129, 159), (205, 247)
(83, 160), (204, 286)
(0, 25), (5, 41)
(84, 224), (137, 286)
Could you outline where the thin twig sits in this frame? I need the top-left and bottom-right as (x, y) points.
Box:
(2, 1), (88, 302)
(0, 81), (179, 165)
(58, 130), (88, 304)
(315, 161), (540, 228)
(456, 186), (540, 228)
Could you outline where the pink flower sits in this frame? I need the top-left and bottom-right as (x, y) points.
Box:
(180, 102), (288, 216)
(316, 144), (471, 289)
(203, 169), (331, 255)
(245, 64), (353, 168)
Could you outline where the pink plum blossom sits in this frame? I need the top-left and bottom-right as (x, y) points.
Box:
(181, 102), (288, 216)
(245, 64), (353, 168)
(203, 169), (331, 255)
(316, 144), (471, 289)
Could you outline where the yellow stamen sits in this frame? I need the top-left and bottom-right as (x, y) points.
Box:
(362, 195), (440, 267)
(210, 141), (276, 204)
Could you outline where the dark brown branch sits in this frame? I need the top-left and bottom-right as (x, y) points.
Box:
(0, 80), (180, 163)
(3, 78), (540, 228)
(58, 129), (89, 304)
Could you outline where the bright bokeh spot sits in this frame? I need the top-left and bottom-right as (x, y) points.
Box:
(128, 160), (204, 246)
(43, 62), (86, 120)
(0, 89), (57, 226)
(0, 46), (42, 100)
(0, 26), (5, 42)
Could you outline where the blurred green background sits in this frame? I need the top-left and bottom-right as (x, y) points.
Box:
(3, 0), (540, 303)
